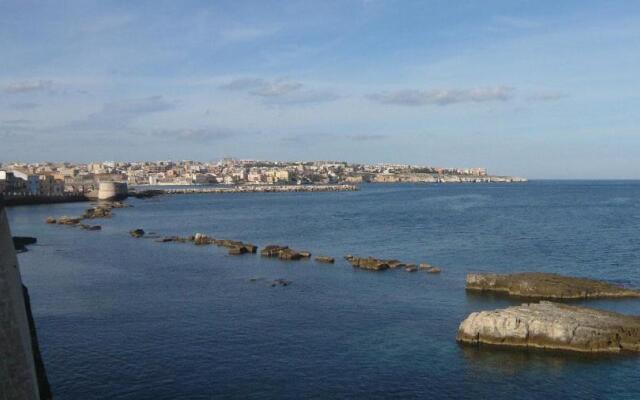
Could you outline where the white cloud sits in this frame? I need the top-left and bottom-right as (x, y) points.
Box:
(70, 95), (176, 130)
(148, 127), (234, 142)
(367, 86), (514, 106)
(3, 80), (54, 94)
(527, 91), (568, 101)
(220, 77), (339, 105)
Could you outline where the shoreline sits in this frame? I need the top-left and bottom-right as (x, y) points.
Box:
(3, 179), (530, 206)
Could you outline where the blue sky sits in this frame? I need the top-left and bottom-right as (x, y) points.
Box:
(1, 0), (639, 178)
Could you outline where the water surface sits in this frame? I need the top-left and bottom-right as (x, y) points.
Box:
(9, 181), (640, 399)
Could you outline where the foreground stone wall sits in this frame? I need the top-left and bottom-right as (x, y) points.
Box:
(0, 203), (44, 399)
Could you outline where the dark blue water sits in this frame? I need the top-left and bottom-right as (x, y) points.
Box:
(8, 181), (640, 399)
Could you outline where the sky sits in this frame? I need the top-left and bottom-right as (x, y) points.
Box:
(1, 0), (639, 178)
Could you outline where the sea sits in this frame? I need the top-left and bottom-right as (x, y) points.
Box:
(8, 181), (640, 399)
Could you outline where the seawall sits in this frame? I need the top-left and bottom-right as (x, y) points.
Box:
(0, 202), (51, 398)
(3, 193), (89, 206)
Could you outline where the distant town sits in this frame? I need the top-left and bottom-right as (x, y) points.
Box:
(0, 159), (526, 197)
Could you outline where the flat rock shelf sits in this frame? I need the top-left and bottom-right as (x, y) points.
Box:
(457, 301), (640, 353)
(465, 272), (640, 299)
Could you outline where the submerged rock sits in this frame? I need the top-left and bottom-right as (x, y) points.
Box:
(156, 236), (189, 243)
(299, 251), (312, 258)
(129, 229), (145, 238)
(45, 217), (56, 224)
(457, 301), (640, 353)
(108, 201), (130, 208)
(79, 224), (101, 231)
(466, 272), (640, 299)
(315, 256), (335, 264)
(405, 265), (418, 272)
(271, 279), (292, 287)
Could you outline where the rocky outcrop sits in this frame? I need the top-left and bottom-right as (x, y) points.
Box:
(228, 246), (247, 255)
(258, 245), (306, 260)
(299, 251), (312, 258)
(466, 272), (640, 299)
(345, 256), (390, 271)
(193, 233), (213, 245)
(278, 248), (303, 261)
(129, 229), (145, 238)
(345, 255), (441, 273)
(261, 245), (289, 257)
(156, 233), (258, 254)
(57, 216), (82, 225)
(420, 263), (441, 273)
(45, 217), (56, 224)
(315, 256), (335, 264)
(82, 205), (112, 219)
(457, 301), (640, 353)
(386, 260), (406, 269)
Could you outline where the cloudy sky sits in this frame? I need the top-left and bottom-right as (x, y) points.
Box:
(1, 0), (639, 178)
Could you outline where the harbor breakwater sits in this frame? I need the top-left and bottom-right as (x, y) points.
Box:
(130, 184), (358, 197)
(2, 193), (88, 207)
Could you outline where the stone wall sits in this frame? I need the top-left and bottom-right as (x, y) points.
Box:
(0, 203), (45, 399)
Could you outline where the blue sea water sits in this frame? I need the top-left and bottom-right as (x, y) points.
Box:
(7, 181), (640, 400)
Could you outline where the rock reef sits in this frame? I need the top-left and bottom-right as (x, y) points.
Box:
(457, 301), (640, 353)
(129, 229), (145, 238)
(345, 255), (442, 273)
(260, 245), (304, 260)
(345, 255), (390, 271)
(465, 272), (640, 299)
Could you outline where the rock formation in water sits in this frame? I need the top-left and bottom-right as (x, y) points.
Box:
(82, 205), (112, 219)
(457, 301), (640, 353)
(129, 229), (145, 238)
(419, 263), (441, 273)
(315, 256), (335, 264)
(345, 255), (390, 271)
(465, 272), (640, 299)
(260, 245), (289, 257)
(57, 216), (82, 225)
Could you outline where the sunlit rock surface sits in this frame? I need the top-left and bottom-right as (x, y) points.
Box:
(457, 301), (640, 353)
(466, 272), (640, 299)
